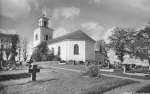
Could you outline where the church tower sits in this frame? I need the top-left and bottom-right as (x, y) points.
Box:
(33, 11), (53, 47)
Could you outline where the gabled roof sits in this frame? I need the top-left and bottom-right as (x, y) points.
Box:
(48, 30), (96, 44)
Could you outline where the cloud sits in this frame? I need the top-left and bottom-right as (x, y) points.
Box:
(103, 27), (116, 43)
(81, 22), (104, 40)
(53, 27), (69, 38)
(92, 0), (102, 4)
(0, 0), (38, 18)
(53, 6), (80, 20)
(117, 0), (150, 11)
(0, 28), (17, 34)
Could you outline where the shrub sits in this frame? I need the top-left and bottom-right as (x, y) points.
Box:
(86, 64), (99, 77)
(47, 54), (55, 61)
(52, 55), (61, 61)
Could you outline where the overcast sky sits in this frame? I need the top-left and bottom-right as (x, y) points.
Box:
(0, 0), (150, 42)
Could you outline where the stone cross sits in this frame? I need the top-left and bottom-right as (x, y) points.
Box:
(28, 65), (40, 81)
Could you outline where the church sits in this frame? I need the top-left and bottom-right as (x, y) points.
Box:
(33, 14), (96, 62)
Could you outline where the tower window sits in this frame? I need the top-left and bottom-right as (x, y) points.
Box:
(74, 44), (79, 55)
(44, 21), (47, 27)
(35, 34), (38, 40)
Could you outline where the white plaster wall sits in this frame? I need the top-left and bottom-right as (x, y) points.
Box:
(33, 27), (53, 47)
(41, 28), (53, 41)
(48, 40), (86, 61)
(33, 28), (41, 47)
(85, 41), (95, 61)
(66, 40), (85, 61)
(48, 41), (67, 60)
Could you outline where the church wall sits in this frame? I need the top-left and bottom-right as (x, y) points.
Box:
(66, 40), (86, 62)
(48, 41), (67, 60)
(48, 40), (86, 62)
(33, 28), (41, 47)
(41, 28), (53, 41)
(85, 41), (95, 61)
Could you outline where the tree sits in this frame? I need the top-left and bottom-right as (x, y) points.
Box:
(130, 25), (150, 70)
(23, 39), (28, 62)
(10, 34), (20, 64)
(108, 27), (129, 64)
(31, 42), (50, 61)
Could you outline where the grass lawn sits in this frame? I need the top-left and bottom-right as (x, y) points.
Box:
(0, 68), (138, 94)
(136, 84), (150, 93)
(81, 79), (137, 94)
(49, 63), (150, 80)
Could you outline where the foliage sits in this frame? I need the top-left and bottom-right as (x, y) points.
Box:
(0, 73), (30, 81)
(52, 55), (61, 61)
(10, 34), (20, 56)
(47, 54), (55, 61)
(31, 48), (41, 61)
(127, 25), (150, 70)
(108, 27), (133, 63)
(31, 42), (56, 62)
(31, 42), (49, 62)
(86, 64), (99, 77)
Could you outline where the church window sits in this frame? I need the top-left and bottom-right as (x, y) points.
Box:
(44, 21), (47, 27)
(35, 34), (38, 40)
(46, 35), (48, 40)
(58, 46), (61, 56)
(74, 44), (79, 55)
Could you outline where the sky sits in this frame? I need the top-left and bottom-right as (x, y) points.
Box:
(1, 0), (150, 45)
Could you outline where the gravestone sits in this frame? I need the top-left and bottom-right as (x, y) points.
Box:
(28, 65), (40, 81)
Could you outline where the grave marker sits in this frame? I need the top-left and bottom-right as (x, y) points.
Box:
(28, 65), (40, 81)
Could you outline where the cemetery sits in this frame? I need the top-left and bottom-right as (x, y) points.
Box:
(1, 1), (150, 93)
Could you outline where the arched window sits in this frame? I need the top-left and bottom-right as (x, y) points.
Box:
(58, 46), (61, 56)
(74, 44), (79, 55)
(46, 35), (48, 40)
(35, 34), (38, 40)
(52, 48), (54, 54)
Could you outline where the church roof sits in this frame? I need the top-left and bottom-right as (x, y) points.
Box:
(48, 30), (96, 44)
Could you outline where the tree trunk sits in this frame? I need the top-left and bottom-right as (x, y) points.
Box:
(148, 59), (150, 71)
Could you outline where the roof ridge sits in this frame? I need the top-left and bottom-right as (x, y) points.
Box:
(48, 30), (95, 44)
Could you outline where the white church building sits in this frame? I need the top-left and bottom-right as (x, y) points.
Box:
(33, 14), (96, 62)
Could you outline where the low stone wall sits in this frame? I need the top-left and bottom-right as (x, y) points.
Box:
(0, 73), (30, 81)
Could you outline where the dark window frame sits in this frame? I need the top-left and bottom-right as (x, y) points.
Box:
(74, 44), (79, 55)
